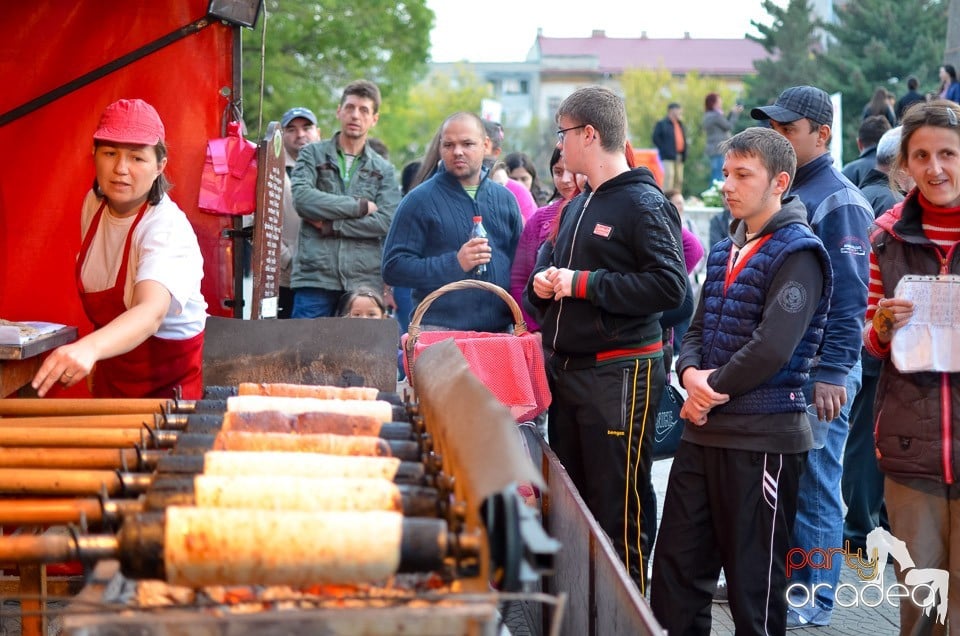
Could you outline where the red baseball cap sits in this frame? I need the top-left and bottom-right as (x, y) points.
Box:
(93, 99), (165, 145)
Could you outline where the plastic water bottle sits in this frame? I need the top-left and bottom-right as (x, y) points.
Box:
(471, 216), (488, 278)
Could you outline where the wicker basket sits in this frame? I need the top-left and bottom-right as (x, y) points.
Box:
(406, 279), (527, 355)
(402, 280), (549, 422)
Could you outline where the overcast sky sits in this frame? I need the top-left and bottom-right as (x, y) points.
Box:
(425, 0), (786, 63)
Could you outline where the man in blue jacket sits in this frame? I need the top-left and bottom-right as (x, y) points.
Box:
(382, 112), (522, 332)
(752, 85), (873, 629)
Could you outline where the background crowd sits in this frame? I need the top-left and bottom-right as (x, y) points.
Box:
(267, 69), (958, 635)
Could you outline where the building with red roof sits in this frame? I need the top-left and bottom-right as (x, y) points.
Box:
(431, 30), (770, 133)
(534, 30), (768, 78)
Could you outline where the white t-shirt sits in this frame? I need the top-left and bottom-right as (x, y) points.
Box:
(79, 191), (207, 339)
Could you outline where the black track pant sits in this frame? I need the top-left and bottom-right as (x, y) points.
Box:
(651, 440), (805, 636)
(547, 357), (663, 593)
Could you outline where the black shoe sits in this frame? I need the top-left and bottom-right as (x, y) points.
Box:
(713, 581), (728, 604)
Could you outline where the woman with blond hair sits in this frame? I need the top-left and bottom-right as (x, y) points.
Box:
(862, 99), (960, 634)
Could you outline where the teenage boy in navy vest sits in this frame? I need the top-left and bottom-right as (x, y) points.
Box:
(651, 127), (832, 636)
(752, 85), (873, 630)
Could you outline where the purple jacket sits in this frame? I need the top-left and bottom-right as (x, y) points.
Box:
(510, 199), (564, 330)
(682, 227), (705, 275)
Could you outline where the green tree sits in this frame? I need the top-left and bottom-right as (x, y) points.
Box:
(743, 0), (822, 111)
(385, 65), (492, 170)
(818, 0), (946, 161)
(508, 116), (557, 185)
(241, 0), (433, 140)
(621, 68), (742, 198)
(948, 0), (960, 70)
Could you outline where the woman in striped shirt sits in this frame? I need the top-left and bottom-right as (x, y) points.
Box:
(862, 99), (960, 635)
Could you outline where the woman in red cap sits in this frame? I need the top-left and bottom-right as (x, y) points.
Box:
(32, 98), (207, 399)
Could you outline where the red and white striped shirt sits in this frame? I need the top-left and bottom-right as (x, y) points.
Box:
(864, 194), (960, 357)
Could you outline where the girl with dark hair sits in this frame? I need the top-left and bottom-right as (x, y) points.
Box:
(32, 99), (207, 399)
(338, 286), (401, 377)
(337, 286), (387, 319)
(504, 151), (549, 206)
(862, 99), (960, 633)
(939, 64), (960, 103)
(862, 87), (897, 126)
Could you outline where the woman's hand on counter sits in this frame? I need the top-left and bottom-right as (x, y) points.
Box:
(31, 340), (98, 397)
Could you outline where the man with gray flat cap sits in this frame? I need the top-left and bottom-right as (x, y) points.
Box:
(752, 85), (873, 630)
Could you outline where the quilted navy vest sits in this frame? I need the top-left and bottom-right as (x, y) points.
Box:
(700, 223), (832, 414)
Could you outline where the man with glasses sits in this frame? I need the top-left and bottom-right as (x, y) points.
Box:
(290, 80), (400, 318)
(524, 86), (687, 593)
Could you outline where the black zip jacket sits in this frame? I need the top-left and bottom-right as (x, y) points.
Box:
(524, 167), (686, 357)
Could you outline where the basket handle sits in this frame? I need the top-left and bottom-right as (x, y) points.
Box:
(406, 280), (528, 356)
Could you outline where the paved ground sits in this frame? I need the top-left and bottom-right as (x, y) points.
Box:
(650, 458), (902, 635)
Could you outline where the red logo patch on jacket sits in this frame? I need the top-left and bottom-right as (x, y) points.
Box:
(593, 223), (613, 238)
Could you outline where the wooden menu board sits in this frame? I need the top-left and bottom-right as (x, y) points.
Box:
(250, 121), (284, 319)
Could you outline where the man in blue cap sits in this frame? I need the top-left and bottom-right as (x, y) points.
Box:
(752, 85), (873, 629)
(278, 107), (320, 318)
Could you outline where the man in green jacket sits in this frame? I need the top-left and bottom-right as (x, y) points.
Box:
(290, 80), (400, 317)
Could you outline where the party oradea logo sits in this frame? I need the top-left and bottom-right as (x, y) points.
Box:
(785, 527), (947, 625)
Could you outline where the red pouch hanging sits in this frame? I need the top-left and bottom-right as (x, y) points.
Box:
(198, 120), (258, 216)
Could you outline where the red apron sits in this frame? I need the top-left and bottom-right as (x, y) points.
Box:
(76, 201), (204, 399)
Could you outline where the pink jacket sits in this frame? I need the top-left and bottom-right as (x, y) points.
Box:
(505, 178), (537, 224)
